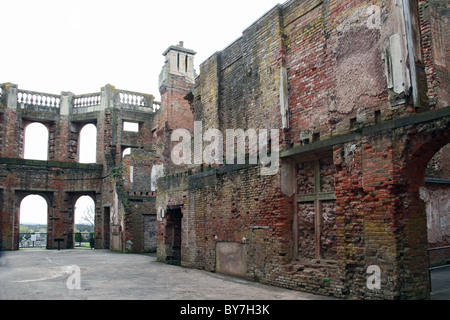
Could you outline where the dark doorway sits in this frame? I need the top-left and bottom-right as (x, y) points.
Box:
(104, 207), (111, 249)
(143, 215), (157, 253)
(165, 207), (182, 266)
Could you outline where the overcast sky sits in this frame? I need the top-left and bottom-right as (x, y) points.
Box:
(8, 0), (282, 225)
(1, 0), (282, 101)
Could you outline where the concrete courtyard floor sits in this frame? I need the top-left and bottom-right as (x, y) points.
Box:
(0, 249), (333, 300)
(1, 249), (448, 301)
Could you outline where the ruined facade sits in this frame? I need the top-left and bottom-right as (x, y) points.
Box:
(0, 83), (160, 252)
(0, 0), (449, 301)
(155, 0), (450, 300)
(0, 40), (196, 254)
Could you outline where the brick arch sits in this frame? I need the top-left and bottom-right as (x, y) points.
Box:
(15, 191), (53, 208)
(67, 192), (97, 249)
(14, 191), (54, 249)
(403, 121), (450, 184)
(72, 193), (96, 226)
(392, 118), (450, 299)
(72, 192), (96, 208)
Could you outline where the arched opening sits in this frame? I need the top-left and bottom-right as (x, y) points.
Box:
(24, 122), (49, 161)
(122, 148), (131, 158)
(19, 195), (48, 249)
(73, 195), (95, 249)
(420, 142), (450, 298)
(398, 123), (450, 299)
(78, 124), (97, 164)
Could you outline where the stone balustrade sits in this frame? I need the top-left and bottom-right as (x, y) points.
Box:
(0, 83), (159, 114)
(119, 90), (150, 107)
(117, 89), (155, 112)
(73, 92), (102, 108)
(18, 89), (61, 108)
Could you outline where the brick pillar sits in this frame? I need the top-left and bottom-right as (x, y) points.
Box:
(158, 42), (196, 175)
(1, 83), (21, 159)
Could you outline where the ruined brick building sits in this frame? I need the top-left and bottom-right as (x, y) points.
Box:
(155, 0), (450, 300)
(1, 0), (449, 300)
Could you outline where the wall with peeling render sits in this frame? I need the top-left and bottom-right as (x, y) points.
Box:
(157, 0), (450, 300)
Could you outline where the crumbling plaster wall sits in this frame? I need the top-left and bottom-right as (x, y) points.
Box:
(157, 0), (450, 300)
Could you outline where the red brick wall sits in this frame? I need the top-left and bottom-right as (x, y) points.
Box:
(157, 0), (450, 300)
(419, 0), (450, 109)
(0, 159), (103, 250)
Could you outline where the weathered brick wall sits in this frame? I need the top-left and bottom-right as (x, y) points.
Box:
(0, 158), (103, 249)
(117, 149), (158, 253)
(427, 143), (450, 180)
(191, 6), (284, 143)
(156, 164), (293, 272)
(157, 162), (344, 297)
(0, 83), (160, 252)
(419, 0), (450, 109)
(1, 108), (21, 158)
(157, 0), (450, 300)
(421, 183), (450, 248)
(186, 0), (439, 158)
(422, 143), (450, 266)
(0, 111), (4, 157)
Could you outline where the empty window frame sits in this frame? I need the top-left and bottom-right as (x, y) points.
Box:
(123, 121), (140, 133)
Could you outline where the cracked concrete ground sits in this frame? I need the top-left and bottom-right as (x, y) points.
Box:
(0, 249), (333, 300)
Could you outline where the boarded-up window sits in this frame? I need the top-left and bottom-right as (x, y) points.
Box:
(296, 155), (337, 260)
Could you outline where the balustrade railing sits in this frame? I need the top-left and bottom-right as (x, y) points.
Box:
(73, 92), (102, 108)
(118, 89), (153, 108)
(17, 90), (61, 108)
(2, 83), (159, 113)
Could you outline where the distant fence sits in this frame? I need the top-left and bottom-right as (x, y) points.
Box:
(18, 233), (48, 249)
(72, 232), (95, 249)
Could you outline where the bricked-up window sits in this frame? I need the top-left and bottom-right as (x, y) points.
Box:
(24, 122), (48, 161)
(79, 124), (97, 164)
(295, 155), (337, 261)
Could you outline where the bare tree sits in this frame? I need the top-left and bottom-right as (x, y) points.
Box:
(80, 205), (95, 226)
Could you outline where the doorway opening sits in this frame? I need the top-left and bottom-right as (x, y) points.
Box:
(19, 195), (48, 249)
(73, 195), (95, 249)
(165, 207), (182, 266)
(420, 143), (450, 298)
(104, 207), (111, 249)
